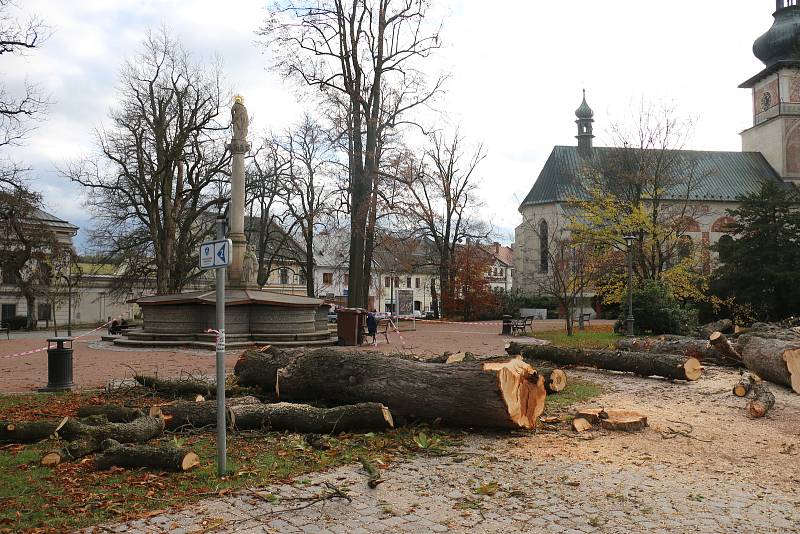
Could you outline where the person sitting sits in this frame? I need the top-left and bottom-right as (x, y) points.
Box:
(366, 310), (378, 345)
(109, 318), (122, 335)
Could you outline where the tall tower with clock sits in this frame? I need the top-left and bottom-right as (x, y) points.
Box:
(741, 0), (800, 185)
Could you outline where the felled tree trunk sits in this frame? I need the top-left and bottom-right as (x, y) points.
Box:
(614, 336), (735, 366)
(270, 349), (546, 429)
(747, 382), (776, 418)
(94, 439), (200, 471)
(732, 372), (757, 398)
(575, 408), (648, 431)
(441, 352), (568, 394)
(0, 418), (66, 443)
(699, 319), (734, 337)
(228, 402), (394, 433)
(234, 348), (303, 397)
(506, 344), (702, 381)
(738, 335), (800, 393)
(151, 396), (261, 430)
(134, 375), (214, 398)
(708, 332), (743, 365)
(76, 405), (145, 423)
(40, 415), (165, 466)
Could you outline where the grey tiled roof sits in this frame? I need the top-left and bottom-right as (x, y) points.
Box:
(520, 146), (786, 208)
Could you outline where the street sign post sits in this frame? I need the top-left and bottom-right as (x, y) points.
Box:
(199, 232), (231, 477)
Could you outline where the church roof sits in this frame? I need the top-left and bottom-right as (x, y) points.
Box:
(519, 146), (786, 208)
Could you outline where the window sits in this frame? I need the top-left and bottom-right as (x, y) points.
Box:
(394, 276), (400, 287)
(323, 272), (333, 285)
(539, 220), (549, 273)
(500, 268), (504, 277)
(1, 270), (16, 285)
(1, 304), (16, 322)
(415, 277), (421, 289)
(718, 235), (734, 263)
(344, 274), (349, 286)
(280, 268), (289, 285)
(406, 277), (412, 288)
(38, 303), (52, 321)
(384, 277), (391, 288)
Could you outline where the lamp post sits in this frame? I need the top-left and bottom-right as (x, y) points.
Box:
(59, 258), (73, 338)
(389, 270), (396, 316)
(623, 233), (636, 337)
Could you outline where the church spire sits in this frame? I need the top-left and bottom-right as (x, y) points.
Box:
(575, 90), (594, 157)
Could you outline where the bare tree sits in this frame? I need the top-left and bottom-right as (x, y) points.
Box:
(64, 29), (229, 296)
(260, 0), (444, 308)
(284, 115), (336, 297)
(394, 129), (488, 318)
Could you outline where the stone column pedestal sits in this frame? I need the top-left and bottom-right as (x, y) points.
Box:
(227, 138), (250, 288)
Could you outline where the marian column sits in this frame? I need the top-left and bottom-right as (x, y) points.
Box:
(227, 95), (250, 287)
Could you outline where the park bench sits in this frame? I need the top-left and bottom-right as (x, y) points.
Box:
(362, 318), (390, 345)
(0, 322), (8, 340)
(580, 313), (592, 326)
(511, 316), (533, 336)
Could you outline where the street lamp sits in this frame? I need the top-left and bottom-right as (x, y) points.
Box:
(389, 270), (396, 316)
(623, 233), (636, 337)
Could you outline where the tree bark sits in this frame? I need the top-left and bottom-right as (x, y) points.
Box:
(134, 375), (215, 398)
(747, 382), (775, 418)
(575, 408), (648, 431)
(76, 405), (145, 423)
(94, 438), (199, 471)
(273, 349), (546, 429)
(732, 372), (757, 398)
(152, 396), (261, 430)
(0, 418), (66, 443)
(699, 319), (734, 337)
(442, 352), (567, 394)
(506, 344), (702, 381)
(59, 415), (164, 447)
(708, 332), (743, 365)
(234, 348), (303, 396)
(228, 402), (394, 433)
(738, 335), (800, 393)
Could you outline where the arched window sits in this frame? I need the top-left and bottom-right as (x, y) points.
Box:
(718, 235), (734, 263)
(539, 221), (549, 273)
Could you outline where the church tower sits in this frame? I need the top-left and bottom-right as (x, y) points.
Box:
(741, 0), (800, 184)
(575, 90), (594, 157)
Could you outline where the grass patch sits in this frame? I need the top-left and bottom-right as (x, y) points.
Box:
(0, 391), (460, 533)
(533, 326), (620, 349)
(543, 379), (603, 415)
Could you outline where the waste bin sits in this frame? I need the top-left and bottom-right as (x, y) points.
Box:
(40, 337), (74, 392)
(501, 315), (512, 335)
(337, 308), (365, 346)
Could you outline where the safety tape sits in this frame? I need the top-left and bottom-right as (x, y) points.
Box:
(415, 319), (503, 326)
(0, 320), (113, 360)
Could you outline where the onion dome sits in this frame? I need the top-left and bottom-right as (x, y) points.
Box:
(575, 90), (594, 120)
(753, 3), (800, 67)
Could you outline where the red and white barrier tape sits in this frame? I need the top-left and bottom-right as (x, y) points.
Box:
(206, 329), (225, 351)
(415, 319), (503, 326)
(0, 320), (113, 360)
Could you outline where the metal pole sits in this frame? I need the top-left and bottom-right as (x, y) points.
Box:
(626, 239), (635, 337)
(215, 215), (227, 476)
(67, 277), (72, 338)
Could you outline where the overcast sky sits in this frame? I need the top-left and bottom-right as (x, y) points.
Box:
(5, 0), (777, 248)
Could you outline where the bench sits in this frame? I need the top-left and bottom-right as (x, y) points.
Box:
(0, 322), (8, 340)
(579, 313), (591, 326)
(362, 318), (390, 345)
(511, 316), (533, 336)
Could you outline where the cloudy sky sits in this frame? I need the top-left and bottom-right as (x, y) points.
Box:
(4, 0), (777, 247)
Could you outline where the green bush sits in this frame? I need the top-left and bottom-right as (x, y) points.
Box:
(615, 280), (698, 335)
(492, 288), (559, 318)
(6, 316), (28, 330)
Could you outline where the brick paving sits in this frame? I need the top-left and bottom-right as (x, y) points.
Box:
(85, 365), (800, 533)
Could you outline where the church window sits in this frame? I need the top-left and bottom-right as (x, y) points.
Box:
(539, 221), (549, 273)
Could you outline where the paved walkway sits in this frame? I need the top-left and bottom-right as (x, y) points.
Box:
(87, 365), (800, 533)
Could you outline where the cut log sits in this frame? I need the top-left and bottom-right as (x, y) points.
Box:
(699, 319), (734, 337)
(575, 408), (648, 431)
(708, 332), (743, 365)
(732, 372), (759, 398)
(94, 439), (200, 471)
(747, 382), (776, 418)
(506, 344), (702, 381)
(59, 416), (164, 449)
(615, 336), (735, 366)
(272, 349), (546, 429)
(0, 418), (67, 443)
(234, 348), (304, 397)
(228, 402), (394, 433)
(571, 417), (592, 432)
(41, 437), (100, 466)
(76, 405), (145, 423)
(738, 335), (800, 393)
(134, 375), (214, 398)
(153, 396), (261, 430)
(443, 353), (568, 394)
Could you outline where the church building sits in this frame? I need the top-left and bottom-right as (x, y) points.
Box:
(514, 0), (800, 301)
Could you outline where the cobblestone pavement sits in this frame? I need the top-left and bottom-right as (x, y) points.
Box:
(88, 365), (800, 534)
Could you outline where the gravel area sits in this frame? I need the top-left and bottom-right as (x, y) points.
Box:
(84, 365), (800, 533)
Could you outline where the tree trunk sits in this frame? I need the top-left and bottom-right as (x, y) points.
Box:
(274, 349), (546, 429)
(747, 382), (776, 418)
(152, 396), (261, 430)
(94, 438), (199, 471)
(228, 402), (394, 433)
(732, 372), (757, 397)
(234, 348), (303, 396)
(506, 344), (702, 381)
(76, 405), (145, 423)
(23, 289), (37, 330)
(708, 332), (743, 365)
(0, 419), (66, 443)
(430, 279), (439, 319)
(442, 352), (567, 394)
(134, 375), (214, 398)
(615, 336), (737, 366)
(305, 235), (315, 298)
(699, 319), (734, 337)
(575, 408), (648, 431)
(738, 335), (800, 393)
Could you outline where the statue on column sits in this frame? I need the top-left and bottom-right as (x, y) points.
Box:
(231, 95), (249, 141)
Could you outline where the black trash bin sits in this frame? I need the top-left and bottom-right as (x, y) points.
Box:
(501, 315), (512, 335)
(40, 337), (74, 392)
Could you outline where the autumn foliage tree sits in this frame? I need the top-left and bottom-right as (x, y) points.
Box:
(444, 243), (496, 321)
